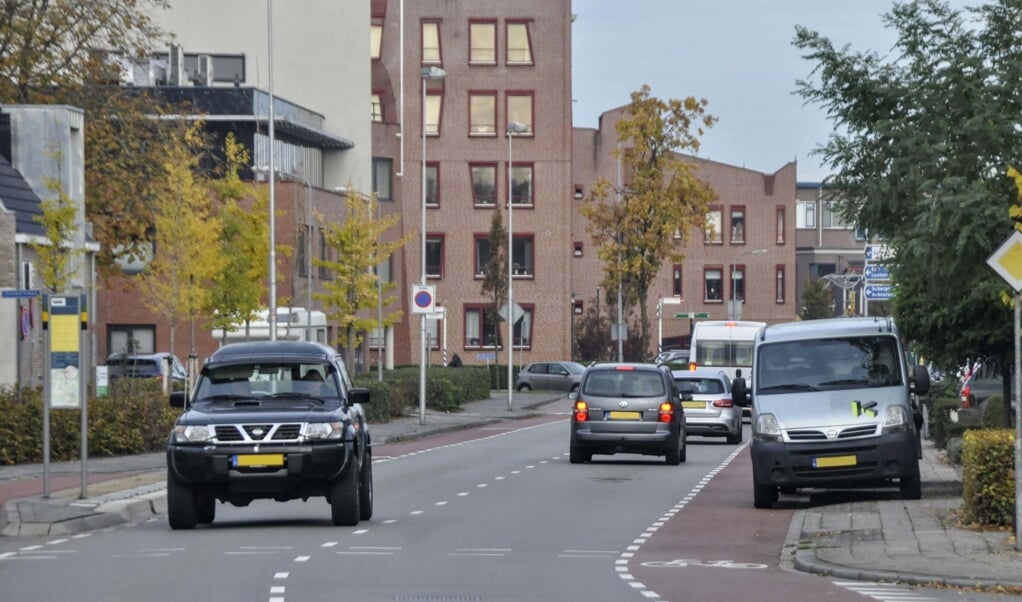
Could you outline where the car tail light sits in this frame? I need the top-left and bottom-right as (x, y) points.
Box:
(712, 398), (733, 408)
(574, 400), (589, 422)
(688, 362), (697, 371)
(658, 402), (673, 423)
(960, 385), (971, 408)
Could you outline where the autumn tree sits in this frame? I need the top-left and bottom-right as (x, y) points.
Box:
(581, 85), (717, 359)
(315, 190), (411, 375)
(478, 210), (508, 364)
(793, 0), (1022, 392)
(136, 124), (224, 360)
(204, 134), (270, 343)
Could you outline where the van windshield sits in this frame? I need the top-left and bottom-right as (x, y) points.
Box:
(694, 341), (754, 368)
(756, 336), (902, 394)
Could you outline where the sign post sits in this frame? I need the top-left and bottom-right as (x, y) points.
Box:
(985, 231), (1022, 551)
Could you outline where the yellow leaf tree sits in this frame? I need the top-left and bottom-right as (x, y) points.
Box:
(581, 85), (717, 358)
(315, 190), (411, 374)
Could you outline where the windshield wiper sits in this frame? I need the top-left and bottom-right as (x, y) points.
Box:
(758, 383), (820, 392)
(817, 378), (870, 386)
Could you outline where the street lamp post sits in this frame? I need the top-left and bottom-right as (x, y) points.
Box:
(731, 249), (767, 320)
(420, 66), (446, 425)
(506, 121), (528, 411)
(266, 0), (277, 340)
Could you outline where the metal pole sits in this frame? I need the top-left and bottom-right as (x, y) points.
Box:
(657, 299), (663, 355)
(1014, 292), (1021, 551)
(79, 291), (87, 498)
(376, 198), (383, 382)
(419, 74), (428, 425)
(731, 256), (737, 320)
(616, 144), (623, 362)
(507, 127), (514, 410)
(266, 0), (277, 341)
(306, 180), (312, 340)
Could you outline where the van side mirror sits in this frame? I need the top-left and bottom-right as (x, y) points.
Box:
(910, 365), (930, 396)
(732, 377), (749, 407)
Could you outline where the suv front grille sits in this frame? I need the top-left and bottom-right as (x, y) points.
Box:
(213, 423), (304, 443)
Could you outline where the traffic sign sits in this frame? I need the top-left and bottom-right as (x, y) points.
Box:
(411, 285), (435, 314)
(863, 265), (890, 281)
(2, 289), (40, 298)
(864, 284), (894, 301)
(674, 312), (710, 319)
(986, 231), (1022, 292)
(864, 244), (893, 262)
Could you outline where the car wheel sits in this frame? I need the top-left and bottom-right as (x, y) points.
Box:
(569, 446), (590, 464)
(517, 383), (531, 392)
(664, 441), (681, 466)
(167, 471), (198, 530)
(679, 435), (687, 463)
(330, 466), (361, 526)
(899, 470), (922, 500)
(726, 424), (742, 444)
(753, 482), (778, 509)
(195, 496), (215, 524)
(358, 452), (374, 521)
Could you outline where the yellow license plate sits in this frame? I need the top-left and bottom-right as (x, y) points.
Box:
(608, 410), (641, 420)
(234, 453), (285, 467)
(813, 455), (857, 468)
(682, 401), (706, 409)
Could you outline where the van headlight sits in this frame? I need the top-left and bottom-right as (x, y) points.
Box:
(174, 424), (212, 443)
(754, 413), (781, 442)
(882, 405), (910, 433)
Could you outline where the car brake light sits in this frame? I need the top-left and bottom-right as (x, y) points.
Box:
(574, 400), (589, 422)
(658, 402), (673, 423)
(614, 365), (635, 371)
(712, 398), (733, 408)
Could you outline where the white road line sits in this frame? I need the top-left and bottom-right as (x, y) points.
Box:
(294, 556), (310, 562)
(46, 538), (68, 545)
(435, 501), (448, 506)
(832, 582), (938, 602)
(321, 542), (338, 548)
(270, 586), (285, 594)
(273, 572), (289, 579)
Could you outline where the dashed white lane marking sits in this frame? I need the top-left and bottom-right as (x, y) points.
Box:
(321, 542), (338, 548)
(294, 556), (310, 562)
(435, 501), (448, 506)
(337, 546), (399, 555)
(614, 442), (750, 602)
(273, 572), (289, 579)
(558, 549), (618, 559)
(833, 582), (938, 602)
(447, 547), (510, 557)
(270, 586), (285, 594)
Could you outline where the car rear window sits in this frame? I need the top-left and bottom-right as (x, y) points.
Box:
(584, 370), (665, 397)
(109, 359), (160, 377)
(675, 378), (724, 395)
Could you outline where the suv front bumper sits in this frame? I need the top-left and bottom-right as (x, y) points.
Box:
(168, 442), (353, 490)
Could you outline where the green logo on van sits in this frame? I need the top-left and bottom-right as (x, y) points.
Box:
(851, 400), (878, 418)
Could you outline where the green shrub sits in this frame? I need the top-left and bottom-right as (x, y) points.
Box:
(961, 429), (1016, 527)
(982, 394), (1010, 428)
(929, 394), (960, 449)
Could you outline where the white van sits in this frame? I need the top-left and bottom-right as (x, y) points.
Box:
(731, 317), (930, 508)
(688, 320), (766, 388)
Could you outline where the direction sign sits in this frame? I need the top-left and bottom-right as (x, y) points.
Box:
(864, 244), (893, 262)
(863, 265), (890, 281)
(674, 312), (710, 319)
(864, 284), (894, 301)
(1, 289), (40, 298)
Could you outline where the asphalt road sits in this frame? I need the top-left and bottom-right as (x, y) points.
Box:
(0, 399), (1013, 602)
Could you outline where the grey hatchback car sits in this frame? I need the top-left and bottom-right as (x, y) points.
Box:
(569, 363), (687, 465)
(515, 361), (586, 393)
(672, 368), (742, 444)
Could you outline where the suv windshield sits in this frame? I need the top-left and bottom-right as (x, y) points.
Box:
(756, 335), (902, 394)
(193, 362), (340, 404)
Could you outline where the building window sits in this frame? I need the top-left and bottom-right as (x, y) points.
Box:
(421, 20), (441, 64)
(514, 305), (534, 348)
(426, 234), (444, 279)
(425, 163), (440, 206)
(318, 228), (332, 280)
(371, 20), (383, 60)
(506, 92), (534, 133)
(704, 267), (723, 302)
(465, 305), (501, 348)
(473, 234), (493, 277)
(573, 299), (584, 315)
(509, 163), (533, 206)
(512, 235), (534, 277)
(776, 265), (785, 303)
(108, 325), (155, 355)
(730, 205), (745, 244)
(372, 158), (392, 202)
(730, 265), (746, 301)
(371, 92), (383, 122)
(573, 241), (583, 257)
(776, 205), (785, 244)
(373, 254), (393, 284)
(470, 91), (497, 135)
(574, 185), (584, 199)
(469, 20), (497, 64)
(297, 227), (309, 277)
(160, 52), (246, 84)
(506, 21), (533, 65)
(705, 207), (722, 244)
(796, 200), (815, 229)
(424, 92), (443, 136)
(822, 201), (851, 229)
(425, 317), (440, 350)
(855, 224), (867, 241)
(470, 163), (497, 206)
(672, 264), (682, 297)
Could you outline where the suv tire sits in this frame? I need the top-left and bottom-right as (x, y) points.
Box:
(569, 446), (590, 464)
(726, 426), (742, 445)
(167, 472), (198, 530)
(358, 454), (374, 521)
(330, 467), (361, 526)
(196, 496), (215, 524)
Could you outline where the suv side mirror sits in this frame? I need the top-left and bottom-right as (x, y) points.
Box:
(732, 377), (749, 407)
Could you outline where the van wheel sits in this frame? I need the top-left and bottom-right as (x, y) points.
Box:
(753, 482), (778, 508)
(899, 472), (922, 500)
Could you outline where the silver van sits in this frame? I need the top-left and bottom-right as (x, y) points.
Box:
(731, 317), (930, 508)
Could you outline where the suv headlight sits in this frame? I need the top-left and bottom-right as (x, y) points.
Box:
(882, 405), (910, 433)
(305, 422), (344, 440)
(174, 425), (212, 443)
(754, 413), (782, 442)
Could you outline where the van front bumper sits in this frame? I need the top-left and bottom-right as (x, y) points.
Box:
(750, 431), (918, 488)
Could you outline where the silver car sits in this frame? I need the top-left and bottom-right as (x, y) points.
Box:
(515, 361), (586, 393)
(672, 368), (742, 444)
(569, 363), (687, 465)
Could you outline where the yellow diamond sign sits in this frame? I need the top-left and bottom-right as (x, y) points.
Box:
(987, 231), (1022, 291)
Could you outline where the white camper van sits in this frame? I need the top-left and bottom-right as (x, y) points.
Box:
(688, 320), (766, 381)
(210, 308), (328, 346)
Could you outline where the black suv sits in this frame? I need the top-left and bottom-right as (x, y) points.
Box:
(166, 341), (372, 529)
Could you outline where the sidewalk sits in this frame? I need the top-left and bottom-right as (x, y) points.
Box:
(3, 394), (1021, 594)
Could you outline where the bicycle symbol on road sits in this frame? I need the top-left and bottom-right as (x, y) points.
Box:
(640, 558), (767, 570)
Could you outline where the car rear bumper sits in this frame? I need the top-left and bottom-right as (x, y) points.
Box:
(571, 422), (682, 455)
(750, 431), (918, 487)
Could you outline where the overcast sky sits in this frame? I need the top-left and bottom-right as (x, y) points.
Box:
(571, 0), (971, 183)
